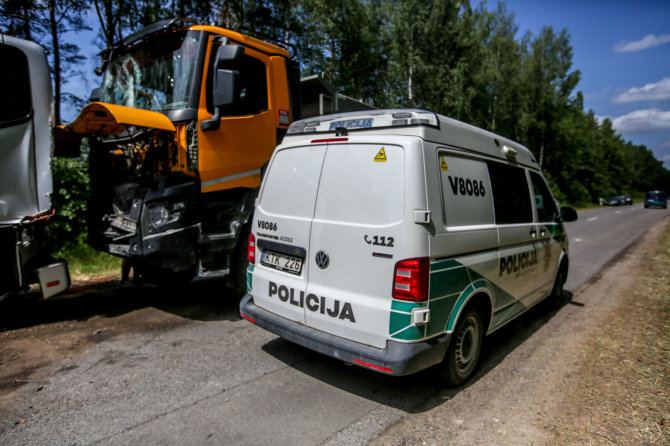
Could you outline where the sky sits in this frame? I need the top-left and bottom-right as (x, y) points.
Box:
(481, 0), (670, 167)
(63, 1), (670, 167)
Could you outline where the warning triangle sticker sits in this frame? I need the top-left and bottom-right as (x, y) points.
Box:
(374, 147), (387, 162)
(440, 157), (448, 171)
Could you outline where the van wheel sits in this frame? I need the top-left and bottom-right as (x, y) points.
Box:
(441, 308), (483, 386)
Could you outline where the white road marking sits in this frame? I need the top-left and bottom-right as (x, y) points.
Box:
(574, 238), (583, 242)
(587, 217), (598, 222)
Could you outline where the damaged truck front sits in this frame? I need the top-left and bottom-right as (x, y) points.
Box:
(60, 19), (301, 293)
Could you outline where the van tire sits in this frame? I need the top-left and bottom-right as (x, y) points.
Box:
(441, 308), (483, 386)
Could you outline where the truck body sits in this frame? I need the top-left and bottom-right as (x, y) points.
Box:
(0, 34), (70, 300)
(59, 19), (372, 293)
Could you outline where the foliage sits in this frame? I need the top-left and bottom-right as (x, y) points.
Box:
(3, 0), (670, 260)
(0, 0), (91, 125)
(49, 154), (90, 252)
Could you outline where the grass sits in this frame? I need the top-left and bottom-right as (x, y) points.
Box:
(550, 224), (670, 444)
(57, 243), (122, 280)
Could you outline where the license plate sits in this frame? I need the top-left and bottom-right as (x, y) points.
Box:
(261, 250), (303, 275)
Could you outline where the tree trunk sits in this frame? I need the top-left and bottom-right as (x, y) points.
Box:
(49, 0), (61, 125)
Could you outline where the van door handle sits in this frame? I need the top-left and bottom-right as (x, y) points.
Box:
(530, 228), (537, 238)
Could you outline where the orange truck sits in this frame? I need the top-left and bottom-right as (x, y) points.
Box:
(59, 18), (370, 294)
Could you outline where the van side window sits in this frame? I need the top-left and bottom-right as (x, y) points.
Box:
(530, 171), (559, 222)
(0, 44), (31, 124)
(487, 161), (532, 224)
(210, 52), (268, 117)
(439, 153), (494, 227)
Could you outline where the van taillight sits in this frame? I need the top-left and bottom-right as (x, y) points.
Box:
(392, 258), (429, 302)
(248, 233), (256, 264)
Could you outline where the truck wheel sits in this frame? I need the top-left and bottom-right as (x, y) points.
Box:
(227, 223), (250, 298)
(138, 264), (196, 287)
(548, 262), (567, 307)
(441, 308), (483, 386)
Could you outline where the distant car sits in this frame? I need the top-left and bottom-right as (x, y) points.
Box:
(604, 195), (624, 206)
(622, 194), (633, 205)
(644, 190), (667, 209)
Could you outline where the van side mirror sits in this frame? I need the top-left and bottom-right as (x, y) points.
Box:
(559, 206), (578, 222)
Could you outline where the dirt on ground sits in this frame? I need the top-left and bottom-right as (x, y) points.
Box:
(1, 220), (669, 445)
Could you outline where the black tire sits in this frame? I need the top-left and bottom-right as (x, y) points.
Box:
(441, 308), (484, 386)
(548, 262), (567, 307)
(138, 263), (196, 287)
(227, 223), (251, 299)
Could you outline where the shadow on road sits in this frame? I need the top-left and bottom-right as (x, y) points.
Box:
(260, 290), (577, 414)
(0, 276), (243, 332)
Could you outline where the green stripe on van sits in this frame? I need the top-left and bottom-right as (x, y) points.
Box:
(247, 264), (254, 292)
(388, 258), (524, 341)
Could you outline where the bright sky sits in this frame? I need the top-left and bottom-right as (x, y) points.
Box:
(485, 0), (670, 167)
(65, 1), (670, 167)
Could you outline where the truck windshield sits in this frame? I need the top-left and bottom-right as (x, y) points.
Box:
(100, 30), (202, 112)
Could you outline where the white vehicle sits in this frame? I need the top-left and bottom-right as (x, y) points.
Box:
(0, 35), (69, 300)
(240, 109), (578, 385)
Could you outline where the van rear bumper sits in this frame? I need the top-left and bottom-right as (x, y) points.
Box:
(240, 293), (451, 376)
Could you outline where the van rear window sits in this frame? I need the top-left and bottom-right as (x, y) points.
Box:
(259, 145), (326, 218)
(314, 144), (404, 225)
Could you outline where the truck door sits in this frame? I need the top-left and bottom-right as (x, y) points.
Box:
(303, 141), (408, 349)
(198, 42), (277, 193)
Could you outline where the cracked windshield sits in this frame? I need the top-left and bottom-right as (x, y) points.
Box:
(101, 30), (200, 112)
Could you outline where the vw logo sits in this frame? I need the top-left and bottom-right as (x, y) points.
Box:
(315, 251), (330, 269)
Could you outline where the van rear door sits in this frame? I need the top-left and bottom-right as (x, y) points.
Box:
(251, 144), (326, 324)
(303, 140), (411, 349)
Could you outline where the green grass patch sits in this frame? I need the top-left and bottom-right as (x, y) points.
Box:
(57, 243), (122, 279)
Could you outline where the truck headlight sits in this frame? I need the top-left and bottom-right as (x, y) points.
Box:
(148, 201), (186, 228)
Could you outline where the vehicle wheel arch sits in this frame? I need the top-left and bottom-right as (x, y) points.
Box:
(439, 286), (491, 386)
(445, 282), (493, 336)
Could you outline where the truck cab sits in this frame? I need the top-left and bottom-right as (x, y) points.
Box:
(60, 19), (301, 292)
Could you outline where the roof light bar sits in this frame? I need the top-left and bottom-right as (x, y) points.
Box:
(287, 109), (439, 135)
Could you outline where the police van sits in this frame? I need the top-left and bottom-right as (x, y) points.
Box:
(239, 109), (578, 385)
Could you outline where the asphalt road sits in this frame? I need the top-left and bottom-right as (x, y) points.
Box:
(0, 203), (667, 445)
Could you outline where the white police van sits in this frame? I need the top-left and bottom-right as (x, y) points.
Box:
(239, 109), (577, 385)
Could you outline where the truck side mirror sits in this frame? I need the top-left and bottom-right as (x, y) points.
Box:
(215, 44), (243, 66)
(201, 44), (244, 132)
(89, 87), (101, 102)
(560, 206), (578, 222)
(202, 69), (240, 132)
(213, 69), (239, 108)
